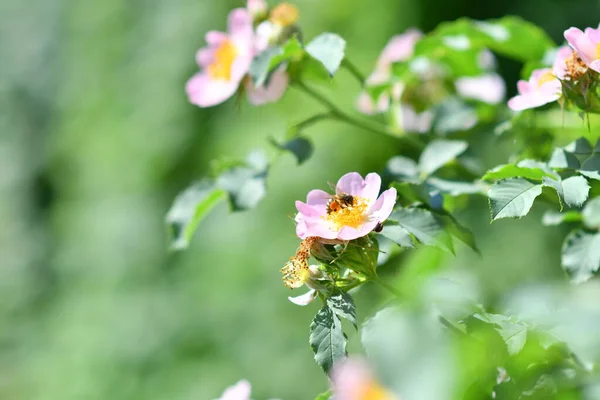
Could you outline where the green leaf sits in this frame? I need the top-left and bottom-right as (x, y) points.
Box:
(548, 148), (580, 170)
(541, 210), (582, 226)
(335, 236), (379, 277)
(326, 291), (357, 328)
(439, 212), (479, 253)
(305, 33), (346, 75)
(249, 46), (283, 87)
(582, 197), (600, 229)
(378, 223), (415, 248)
(269, 37), (304, 68)
(309, 306), (347, 373)
(481, 163), (553, 181)
(565, 137), (593, 158)
(388, 208), (454, 253)
(270, 136), (313, 165)
(488, 178), (543, 220)
(166, 180), (226, 250)
(560, 176), (590, 208)
(433, 98), (478, 134)
(579, 154), (600, 180)
(561, 229), (600, 283)
(216, 151), (269, 211)
(314, 391), (331, 400)
(489, 316), (528, 356)
(386, 156), (420, 183)
(427, 177), (483, 196)
(418, 139), (468, 177)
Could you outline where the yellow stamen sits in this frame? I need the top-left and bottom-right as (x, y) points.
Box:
(597, 42), (600, 59)
(536, 71), (556, 88)
(269, 3), (299, 27)
(281, 237), (317, 289)
(565, 51), (588, 81)
(359, 381), (396, 400)
(324, 198), (368, 230)
(208, 39), (237, 80)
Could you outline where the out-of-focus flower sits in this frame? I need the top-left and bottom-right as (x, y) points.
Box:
(269, 2), (299, 27)
(295, 173), (396, 241)
(186, 9), (254, 107)
(215, 380), (251, 400)
(331, 358), (397, 400)
(393, 104), (434, 133)
(247, 0), (267, 20)
(553, 45), (573, 80)
(357, 30), (422, 115)
(245, 67), (290, 105)
(455, 74), (506, 104)
(507, 68), (561, 111)
(564, 25), (600, 72)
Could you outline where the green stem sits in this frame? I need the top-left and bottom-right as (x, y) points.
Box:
(342, 58), (366, 86)
(291, 112), (334, 135)
(293, 81), (425, 151)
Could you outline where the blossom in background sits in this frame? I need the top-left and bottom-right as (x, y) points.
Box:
(331, 358), (397, 400)
(186, 9), (254, 107)
(215, 380), (251, 400)
(392, 104), (435, 134)
(455, 74), (506, 104)
(247, 0), (267, 20)
(295, 172), (396, 241)
(564, 24), (600, 72)
(356, 29), (422, 115)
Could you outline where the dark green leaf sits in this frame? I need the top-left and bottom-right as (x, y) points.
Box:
(488, 178), (543, 220)
(482, 164), (553, 181)
(270, 137), (313, 165)
(166, 180), (226, 250)
(335, 236), (379, 277)
(419, 139), (468, 177)
(548, 148), (580, 170)
(305, 33), (346, 75)
(386, 156), (420, 183)
(565, 137), (593, 157)
(216, 151), (269, 211)
(326, 291), (357, 328)
(439, 212), (479, 253)
(561, 229), (600, 283)
(388, 208), (454, 253)
(378, 223), (415, 248)
(541, 210), (582, 226)
(579, 154), (600, 180)
(309, 306), (347, 373)
(582, 197), (600, 229)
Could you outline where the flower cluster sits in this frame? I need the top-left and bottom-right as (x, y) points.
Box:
(186, 0), (296, 107)
(508, 24), (600, 111)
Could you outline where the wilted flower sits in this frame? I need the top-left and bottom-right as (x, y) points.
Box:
(455, 74), (506, 104)
(186, 9), (255, 107)
(564, 25), (600, 73)
(331, 358), (397, 400)
(295, 173), (396, 241)
(215, 380), (251, 400)
(507, 68), (561, 111)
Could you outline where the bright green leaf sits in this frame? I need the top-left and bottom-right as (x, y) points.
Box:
(488, 178), (543, 220)
(388, 208), (454, 253)
(314, 391), (332, 400)
(419, 139), (468, 177)
(326, 291), (357, 329)
(541, 210), (582, 226)
(482, 163), (553, 181)
(561, 229), (600, 284)
(166, 180), (227, 250)
(305, 33), (346, 75)
(270, 136), (313, 165)
(378, 223), (415, 248)
(582, 197), (600, 229)
(309, 306), (347, 373)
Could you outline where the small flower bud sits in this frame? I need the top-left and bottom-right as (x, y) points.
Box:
(269, 3), (299, 27)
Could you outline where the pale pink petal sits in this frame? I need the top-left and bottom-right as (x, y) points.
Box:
(590, 59), (600, 73)
(362, 173), (382, 203)
(196, 48), (214, 67)
(219, 380), (251, 400)
(455, 74), (505, 104)
(288, 289), (317, 306)
(356, 92), (376, 115)
(247, 0), (267, 17)
(228, 8), (253, 39)
(378, 29), (422, 66)
(185, 73), (240, 107)
(508, 91), (559, 111)
(553, 46), (572, 79)
(205, 31), (228, 46)
(298, 219), (338, 240)
(306, 190), (331, 206)
(336, 172), (367, 196)
(516, 80), (532, 95)
(369, 188), (397, 222)
(401, 105), (433, 133)
(585, 26), (600, 42)
(295, 201), (324, 219)
(337, 220), (379, 241)
(229, 51), (254, 83)
(565, 27), (597, 65)
(246, 68), (289, 105)
(331, 358), (374, 400)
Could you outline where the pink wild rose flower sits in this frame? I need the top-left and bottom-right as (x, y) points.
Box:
(507, 68), (562, 111)
(331, 358), (398, 400)
(295, 172), (397, 241)
(216, 380), (251, 400)
(564, 24), (600, 72)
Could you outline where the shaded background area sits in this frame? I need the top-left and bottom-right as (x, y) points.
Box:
(2, 0), (600, 398)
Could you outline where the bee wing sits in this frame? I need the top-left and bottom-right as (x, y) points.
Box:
(327, 181), (343, 195)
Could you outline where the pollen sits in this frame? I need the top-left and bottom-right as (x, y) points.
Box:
(281, 237), (318, 289)
(269, 3), (299, 27)
(536, 71), (556, 88)
(359, 381), (396, 400)
(565, 51), (588, 82)
(208, 39), (238, 80)
(324, 198), (368, 230)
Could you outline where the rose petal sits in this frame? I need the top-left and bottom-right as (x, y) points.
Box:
(369, 187), (397, 222)
(337, 219), (379, 241)
(295, 200), (324, 219)
(228, 8), (253, 39)
(331, 358), (375, 400)
(361, 173), (382, 204)
(205, 31), (229, 46)
(246, 68), (289, 105)
(288, 289), (317, 306)
(356, 91), (376, 115)
(306, 189), (331, 206)
(553, 46), (572, 79)
(336, 172), (366, 196)
(298, 219), (338, 240)
(186, 73), (240, 107)
(196, 48), (214, 67)
(455, 74), (505, 104)
(565, 27), (597, 65)
(219, 380), (252, 400)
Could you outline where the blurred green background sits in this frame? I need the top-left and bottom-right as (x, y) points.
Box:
(2, 0), (600, 399)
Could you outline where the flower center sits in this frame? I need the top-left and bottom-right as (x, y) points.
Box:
(359, 381), (396, 400)
(566, 51), (589, 81)
(208, 39), (237, 80)
(536, 71), (556, 88)
(324, 197), (368, 230)
(281, 237), (317, 289)
(269, 3), (299, 26)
